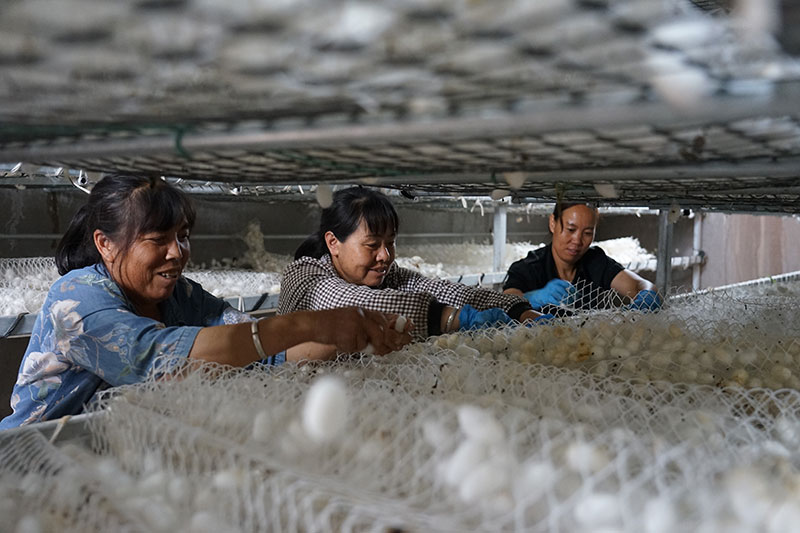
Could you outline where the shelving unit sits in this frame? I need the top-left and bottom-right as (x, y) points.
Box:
(3, 1), (800, 531)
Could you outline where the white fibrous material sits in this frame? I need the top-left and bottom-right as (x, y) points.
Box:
(302, 376), (348, 444)
(3, 282), (800, 532)
(395, 238), (654, 278)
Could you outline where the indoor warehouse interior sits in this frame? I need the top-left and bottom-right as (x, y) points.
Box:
(1, 0), (800, 531)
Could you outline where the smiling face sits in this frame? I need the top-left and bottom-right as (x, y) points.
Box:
(326, 218), (395, 287)
(96, 220), (191, 312)
(549, 204), (597, 267)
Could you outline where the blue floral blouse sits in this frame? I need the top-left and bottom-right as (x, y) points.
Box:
(0, 264), (284, 429)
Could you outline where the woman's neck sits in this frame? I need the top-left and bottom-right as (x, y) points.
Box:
(551, 246), (577, 282)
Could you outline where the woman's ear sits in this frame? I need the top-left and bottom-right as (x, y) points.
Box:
(548, 214), (556, 234)
(324, 231), (340, 257)
(93, 230), (117, 264)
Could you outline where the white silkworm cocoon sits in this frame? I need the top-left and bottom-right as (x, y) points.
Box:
(492, 334), (508, 353)
(140, 501), (177, 532)
(764, 378), (784, 390)
(445, 440), (488, 486)
(649, 353), (671, 368)
(677, 351), (695, 367)
(609, 347), (630, 359)
(668, 322), (684, 338)
(592, 346), (606, 360)
(651, 18), (719, 49)
(213, 468), (244, 491)
(573, 492), (621, 527)
(696, 372), (715, 385)
(457, 405), (505, 444)
(15, 516), (41, 533)
(302, 376), (348, 444)
(491, 189), (510, 200)
(698, 352), (714, 369)
(458, 460), (511, 503)
(748, 377), (764, 388)
(713, 348), (733, 366)
(168, 477), (190, 505)
(138, 471), (167, 495)
(361, 343), (375, 355)
(648, 52), (715, 111)
(515, 461), (556, 497)
(643, 497), (677, 533)
(422, 419), (452, 449)
(393, 315), (407, 333)
(725, 468), (771, 526)
(736, 350), (758, 366)
(564, 442), (609, 473)
(189, 511), (234, 533)
(768, 502), (800, 533)
(771, 365), (792, 383)
(455, 344), (480, 359)
(252, 410), (271, 443)
(621, 359), (639, 375)
(592, 361), (609, 377)
(730, 368), (749, 386)
(316, 183), (333, 208)
(625, 339), (642, 353)
(661, 340), (684, 353)
(503, 171), (527, 190)
(476, 336), (493, 355)
(682, 368), (698, 382)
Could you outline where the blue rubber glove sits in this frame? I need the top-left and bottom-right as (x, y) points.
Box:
(458, 305), (514, 330)
(523, 279), (576, 309)
(526, 313), (555, 326)
(629, 289), (662, 312)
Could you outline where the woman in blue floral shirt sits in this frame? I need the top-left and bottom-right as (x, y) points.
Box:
(1, 175), (410, 429)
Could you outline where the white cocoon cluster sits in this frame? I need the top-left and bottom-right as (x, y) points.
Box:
(302, 376), (348, 444)
(457, 405), (505, 444)
(252, 410), (271, 443)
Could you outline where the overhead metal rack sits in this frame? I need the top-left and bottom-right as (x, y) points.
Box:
(0, 0), (798, 212)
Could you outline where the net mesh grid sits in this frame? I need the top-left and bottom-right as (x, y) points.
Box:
(3, 281), (800, 531)
(1, 0), (800, 212)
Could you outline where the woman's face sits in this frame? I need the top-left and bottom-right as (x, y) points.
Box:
(327, 218), (395, 287)
(105, 221), (191, 310)
(549, 205), (597, 266)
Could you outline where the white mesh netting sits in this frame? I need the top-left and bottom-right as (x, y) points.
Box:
(395, 237), (655, 278)
(3, 281), (800, 532)
(0, 237), (653, 316)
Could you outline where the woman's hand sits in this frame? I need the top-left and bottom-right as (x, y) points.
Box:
(523, 279), (575, 309)
(312, 307), (413, 355)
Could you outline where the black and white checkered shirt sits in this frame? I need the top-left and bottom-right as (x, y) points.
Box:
(278, 255), (531, 340)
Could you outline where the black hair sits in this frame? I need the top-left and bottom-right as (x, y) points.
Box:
(551, 202), (599, 230)
(55, 175), (196, 275)
(295, 187), (399, 260)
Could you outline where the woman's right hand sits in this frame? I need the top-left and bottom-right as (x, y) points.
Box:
(313, 307), (413, 355)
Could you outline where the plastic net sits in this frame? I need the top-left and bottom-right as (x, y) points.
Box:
(0, 257), (58, 315)
(183, 270), (282, 300)
(3, 279), (800, 531)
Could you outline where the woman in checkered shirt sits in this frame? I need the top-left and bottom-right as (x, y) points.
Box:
(278, 187), (545, 343)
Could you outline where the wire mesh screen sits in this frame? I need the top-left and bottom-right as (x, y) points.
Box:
(1, 0), (800, 212)
(3, 281), (800, 531)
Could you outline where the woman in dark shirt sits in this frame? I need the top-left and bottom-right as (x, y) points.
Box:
(503, 203), (661, 313)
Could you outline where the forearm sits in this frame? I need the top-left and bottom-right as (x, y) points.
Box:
(189, 312), (319, 367)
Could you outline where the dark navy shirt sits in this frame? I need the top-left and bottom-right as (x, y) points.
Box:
(503, 244), (624, 310)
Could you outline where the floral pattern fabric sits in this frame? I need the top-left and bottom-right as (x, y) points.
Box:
(0, 264), (281, 429)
